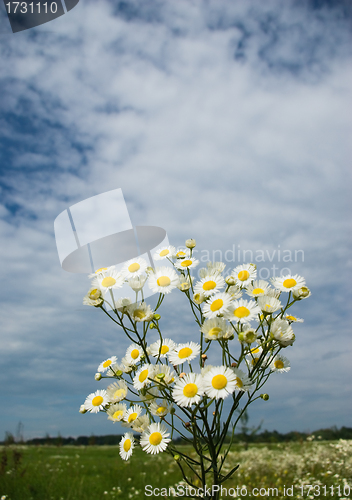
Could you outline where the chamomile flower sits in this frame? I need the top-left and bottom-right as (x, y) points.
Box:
(246, 345), (264, 368)
(271, 274), (306, 292)
(193, 292), (206, 304)
(92, 267), (124, 295)
(292, 286), (311, 299)
(226, 286), (243, 299)
(284, 314), (304, 323)
(177, 275), (193, 292)
(151, 365), (176, 386)
(172, 373), (204, 407)
(224, 299), (261, 324)
(131, 414), (150, 433)
(168, 342), (201, 366)
(149, 400), (172, 418)
(201, 318), (232, 341)
(127, 302), (154, 322)
(121, 257), (148, 279)
(106, 380), (128, 402)
(97, 356), (118, 373)
(174, 248), (190, 259)
(123, 405), (143, 426)
(202, 292), (233, 319)
(84, 390), (109, 413)
(257, 296), (282, 314)
(148, 267), (179, 295)
(232, 264), (257, 286)
(125, 344), (144, 365)
(270, 354), (291, 373)
(203, 366), (237, 400)
(107, 403), (127, 423)
(83, 287), (104, 306)
(238, 326), (257, 345)
(149, 338), (176, 359)
(133, 364), (153, 390)
(270, 319), (295, 347)
(232, 368), (253, 392)
(153, 246), (176, 261)
(245, 280), (270, 298)
(114, 297), (133, 313)
(194, 274), (225, 296)
(140, 423), (171, 454)
(175, 257), (199, 271)
(128, 275), (147, 292)
(119, 433), (134, 460)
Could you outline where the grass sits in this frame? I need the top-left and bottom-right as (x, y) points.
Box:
(0, 440), (351, 499)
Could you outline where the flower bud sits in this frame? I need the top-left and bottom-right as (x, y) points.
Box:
(293, 286), (311, 299)
(179, 372), (186, 378)
(156, 373), (165, 380)
(193, 293), (205, 305)
(185, 422), (191, 428)
(185, 239), (196, 249)
(150, 323), (155, 329)
(225, 276), (236, 285)
(174, 454), (181, 461)
(231, 362), (237, 368)
(79, 405), (87, 414)
(95, 373), (102, 381)
(115, 370), (123, 377)
(261, 394), (269, 401)
(201, 354), (208, 360)
(146, 267), (155, 274)
(170, 407), (176, 414)
(153, 314), (161, 320)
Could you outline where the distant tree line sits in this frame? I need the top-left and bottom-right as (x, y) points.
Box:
(1, 426), (351, 446)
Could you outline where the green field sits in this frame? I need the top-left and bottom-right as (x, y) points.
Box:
(0, 440), (351, 499)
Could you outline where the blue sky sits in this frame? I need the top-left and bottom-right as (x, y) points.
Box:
(0, 0), (351, 440)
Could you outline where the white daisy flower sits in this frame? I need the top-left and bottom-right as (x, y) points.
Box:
(121, 257), (148, 279)
(284, 314), (304, 323)
(232, 264), (257, 286)
(148, 267), (179, 295)
(270, 319), (295, 347)
(106, 380), (128, 402)
(149, 338), (176, 358)
(172, 373), (204, 408)
(226, 285), (243, 299)
(97, 356), (118, 373)
(150, 365), (176, 386)
(127, 302), (154, 322)
(91, 267), (124, 295)
(123, 405), (143, 426)
(149, 400), (172, 418)
(168, 342), (201, 366)
(107, 403), (127, 423)
(201, 318), (232, 341)
(83, 287), (104, 307)
(114, 297), (133, 313)
(84, 390), (109, 413)
(292, 286), (311, 299)
(177, 275), (193, 292)
(246, 345), (264, 368)
(245, 280), (270, 298)
(257, 296), (282, 314)
(238, 326), (257, 345)
(203, 366), (237, 400)
(119, 433), (134, 460)
(271, 274), (306, 292)
(88, 267), (109, 279)
(125, 344), (144, 365)
(140, 423), (171, 454)
(175, 257), (199, 271)
(232, 368), (253, 391)
(153, 246), (176, 261)
(133, 364), (153, 390)
(174, 248), (190, 259)
(131, 413), (150, 433)
(202, 292), (233, 319)
(265, 288), (281, 299)
(128, 275), (147, 292)
(194, 274), (225, 296)
(224, 299), (261, 324)
(270, 354), (291, 373)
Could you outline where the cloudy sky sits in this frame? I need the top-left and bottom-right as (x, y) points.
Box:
(0, 0), (351, 441)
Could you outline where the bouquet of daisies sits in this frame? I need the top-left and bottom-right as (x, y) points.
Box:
(80, 239), (310, 497)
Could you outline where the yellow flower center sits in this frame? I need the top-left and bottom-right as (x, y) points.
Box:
(236, 377), (243, 388)
(95, 267), (107, 273)
(265, 304), (271, 311)
(128, 412), (138, 423)
(178, 347), (193, 359)
(234, 306), (250, 318)
(113, 388), (126, 400)
(123, 439), (131, 452)
(160, 345), (169, 354)
(134, 310), (146, 320)
(156, 406), (167, 415)
(139, 370), (149, 383)
(176, 251), (186, 257)
(238, 270), (250, 281)
(183, 383), (198, 398)
(113, 410), (124, 419)
(286, 315), (296, 321)
(101, 276), (116, 288)
(252, 287), (264, 295)
(89, 288), (101, 299)
(149, 432), (162, 446)
(251, 347), (260, 354)
(203, 280), (216, 291)
(159, 249), (169, 257)
(103, 359), (112, 368)
(283, 278), (297, 288)
(210, 299), (223, 312)
(208, 327), (222, 337)
(92, 396), (103, 406)
(128, 263), (140, 273)
(274, 360), (284, 369)
(131, 349), (140, 359)
(157, 276), (171, 287)
(181, 260), (192, 267)
(212, 374), (227, 390)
